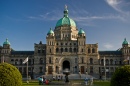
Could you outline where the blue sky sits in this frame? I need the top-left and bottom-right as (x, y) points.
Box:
(0, 0), (130, 51)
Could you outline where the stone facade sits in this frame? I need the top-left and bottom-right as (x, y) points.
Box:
(0, 7), (130, 79)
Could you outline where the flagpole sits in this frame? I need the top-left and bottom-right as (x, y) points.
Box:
(27, 58), (28, 83)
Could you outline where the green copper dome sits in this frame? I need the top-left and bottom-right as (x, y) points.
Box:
(78, 28), (85, 35)
(122, 38), (129, 45)
(3, 38), (10, 45)
(47, 28), (54, 35)
(56, 5), (76, 27)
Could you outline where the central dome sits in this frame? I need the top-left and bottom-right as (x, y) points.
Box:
(56, 6), (76, 27)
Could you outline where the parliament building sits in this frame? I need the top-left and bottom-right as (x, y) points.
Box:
(0, 6), (130, 79)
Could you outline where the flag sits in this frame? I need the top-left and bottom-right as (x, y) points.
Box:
(104, 57), (105, 66)
(123, 56), (129, 62)
(23, 57), (28, 64)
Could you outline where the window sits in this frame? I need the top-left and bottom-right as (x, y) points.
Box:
(75, 58), (77, 63)
(90, 58), (93, 64)
(39, 67), (43, 73)
(70, 43), (71, 45)
(56, 48), (59, 53)
(65, 48), (68, 52)
(110, 59), (113, 65)
(88, 49), (90, 53)
(61, 43), (63, 45)
(15, 59), (18, 65)
(81, 49), (83, 52)
(49, 57), (51, 63)
(65, 43), (67, 45)
(74, 43), (76, 45)
(19, 59), (22, 65)
(81, 57), (84, 63)
(69, 48), (72, 52)
(50, 49), (51, 53)
(106, 59), (109, 65)
(42, 49), (45, 53)
(90, 66), (93, 73)
(38, 49), (40, 53)
(39, 58), (43, 64)
(61, 48), (63, 52)
(74, 48), (76, 52)
(92, 48), (95, 53)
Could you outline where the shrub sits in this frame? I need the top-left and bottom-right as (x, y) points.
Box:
(0, 63), (22, 86)
(110, 65), (130, 86)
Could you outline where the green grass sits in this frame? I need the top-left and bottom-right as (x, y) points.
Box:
(22, 80), (110, 86)
(93, 81), (110, 86)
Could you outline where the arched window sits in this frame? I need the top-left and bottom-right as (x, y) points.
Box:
(28, 59), (31, 65)
(74, 48), (76, 52)
(69, 48), (72, 52)
(88, 48), (90, 53)
(56, 48), (59, 53)
(110, 59), (113, 65)
(106, 59), (109, 65)
(50, 49), (51, 53)
(90, 58), (93, 64)
(92, 48), (95, 53)
(19, 59), (23, 65)
(65, 48), (68, 52)
(81, 49), (83, 52)
(49, 57), (51, 63)
(38, 49), (40, 53)
(61, 48), (63, 52)
(15, 59), (18, 65)
(11, 59), (14, 64)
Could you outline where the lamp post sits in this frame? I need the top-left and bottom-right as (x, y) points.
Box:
(63, 68), (70, 83)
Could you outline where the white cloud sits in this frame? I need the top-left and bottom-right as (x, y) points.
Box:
(103, 43), (114, 49)
(106, 0), (130, 15)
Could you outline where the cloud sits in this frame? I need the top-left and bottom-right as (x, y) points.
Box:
(105, 0), (130, 15)
(28, 10), (62, 21)
(103, 43), (114, 49)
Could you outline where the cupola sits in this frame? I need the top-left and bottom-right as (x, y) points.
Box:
(3, 38), (10, 45)
(47, 28), (54, 35)
(56, 5), (76, 27)
(122, 38), (129, 45)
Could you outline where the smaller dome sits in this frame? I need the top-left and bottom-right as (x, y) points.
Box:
(122, 38), (129, 45)
(3, 38), (10, 45)
(78, 28), (85, 35)
(47, 28), (54, 35)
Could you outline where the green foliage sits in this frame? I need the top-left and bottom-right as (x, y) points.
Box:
(110, 65), (130, 86)
(0, 63), (22, 86)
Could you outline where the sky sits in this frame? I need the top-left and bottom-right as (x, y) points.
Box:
(0, 0), (130, 51)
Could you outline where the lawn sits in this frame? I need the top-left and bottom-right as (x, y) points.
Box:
(22, 80), (110, 86)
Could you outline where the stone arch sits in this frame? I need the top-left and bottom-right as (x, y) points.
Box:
(59, 57), (72, 72)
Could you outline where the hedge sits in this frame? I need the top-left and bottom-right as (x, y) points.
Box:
(0, 63), (22, 86)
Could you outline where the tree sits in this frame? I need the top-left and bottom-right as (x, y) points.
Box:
(0, 63), (22, 86)
(110, 65), (130, 86)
